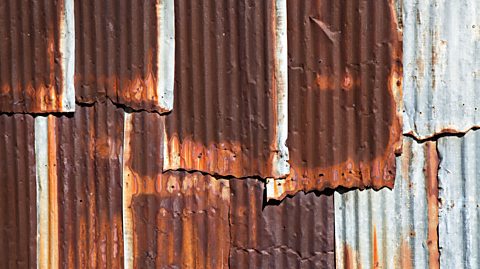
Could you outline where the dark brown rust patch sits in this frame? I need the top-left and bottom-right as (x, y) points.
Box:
(164, 0), (279, 178)
(425, 142), (440, 269)
(75, 0), (163, 112)
(0, 0), (65, 112)
(283, 0), (403, 196)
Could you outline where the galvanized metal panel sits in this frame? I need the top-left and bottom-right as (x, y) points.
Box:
(334, 137), (439, 269)
(75, 0), (174, 113)
(0, 0), (75, 113)
(438, 130), (480, 269)
(0, 114), (36, 268)
(230, 178), (334, 269)
(164, 0), (289, 179)
(267, 0), (403, 200)
(403, 0), (480, 139)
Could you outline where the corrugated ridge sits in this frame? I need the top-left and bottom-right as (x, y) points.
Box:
(403, 0), (480, 139)
(55, 101), (124, 268)
(438, 130), (480, 268)
(230, 178), (334, 269)
(164, 0), (278, 178)
(0, 114), (36, 268)
(75, 0), (164, 112)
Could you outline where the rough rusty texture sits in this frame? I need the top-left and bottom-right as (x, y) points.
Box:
(279, 0), (403, 199)
(55, 101), (124, 268)
(425, 142), (440, 269)
(124, 111), (231, 268)
(230, 178), (335, 269)
(164, 0), (279, 178)
(0, 114), (36, 268)
(0, 0), (67, 112)
(75, 0), (164, 112)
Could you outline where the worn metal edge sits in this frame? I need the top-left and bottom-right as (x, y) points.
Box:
(122, 112), (134, 269)
(60, 0), (75, 112)
(272, 0), (290, 178)
(156, 0), (175, 112)
(35, 116), (58, 269)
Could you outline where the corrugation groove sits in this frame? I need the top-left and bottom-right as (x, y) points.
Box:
(75, 0), (163, 112)
(55, 101), (124, 268)
(230, 178), (334, 269)
(0, 0), (66, 112)
(164, 0), (278, 178)
(277, 0), (402, 198)
(0, 114), (36, 268)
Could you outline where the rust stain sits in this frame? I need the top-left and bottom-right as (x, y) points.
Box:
(397, 239), (413, 269)
(373, 226), (379, 269)
(425, 142), (440, 269)
(343, 243), (361, 269)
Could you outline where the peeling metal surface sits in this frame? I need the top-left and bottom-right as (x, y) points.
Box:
(75, 0), (174, 113)
(267, 0), (403, 200)
(0, 114), (36, 268)
(123, 111), (230, 269)
(164, 0), (289, 179)
(230, 178), (334, 268)
(403, 0), (480, 139)
(438, 130), (480, 268)
(334, 137), (439, 269)
(0, 0), (75, 113)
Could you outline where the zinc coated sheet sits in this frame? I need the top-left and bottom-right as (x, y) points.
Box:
(0, 0), (74, 113)
(403, 0), (480, 139)
(230, 178), (334, 269)
(267, 0), (403, 200)
(0, 114), (36, 268)
(75, 0), (174, 112)
(438, 130), (480, 269)
(334, 137), (439, 269)
(164, 0), (289, 179)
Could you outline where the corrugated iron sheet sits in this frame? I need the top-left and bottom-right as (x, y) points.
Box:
(230, 178), (334, 268)
(438, 130), (480, 268)
(123, 111), (230, 268)
(335, 137), (439, 269)
(267, 0), (403, 200)
(163, 0), (289, 179)
(75, 0), (174, 112)
(0, 114), (36, 268)
(403, 0), (480, 139)
(0, 0), (74, 113)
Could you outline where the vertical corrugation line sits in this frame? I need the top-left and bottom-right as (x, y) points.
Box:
(0, 0), (74, 112)
(164, 0), (287, 179)
(75, 0), (174, 112)
(0, 114), (36, 268)
(334, 137), (439, 269)
(403, 0), (480, 139)
(229, 178), (334, 268)
(55, 101), (124, 268)
(268, 0), (403, 200)
(438, 130), (480, 268)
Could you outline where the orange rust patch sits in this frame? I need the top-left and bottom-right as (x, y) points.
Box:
(425, 142), (440, 269)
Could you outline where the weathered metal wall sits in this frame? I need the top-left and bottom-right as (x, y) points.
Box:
(0, 114), (36, 268)
(403, 0), (480, 139)
(0, 0), (74, 113)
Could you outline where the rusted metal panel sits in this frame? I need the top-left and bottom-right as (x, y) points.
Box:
(0, 114), (36, 268)
(164, 0), (289, 179)
(230, 178), (334, 268)
(403, 0), (480, 140)
(334, 137), (439, 269)
(123, 112), (230, 269)
(75, 0), (174, 112)
(52, 101), (125, 268)
(267, 0), (403, 200)
(0, 0), (75, 113)
(438, 130), (480, 268)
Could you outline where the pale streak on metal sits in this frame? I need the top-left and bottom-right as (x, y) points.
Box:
(335, 137), (436, 269)
(60, 0), (75, 112)
(35, 116), (59, 269)
(403, 0), (480, 139)
(156, 0), (175, 112)
(272, 0), (290, 178)
(122, 112), (134, 269)
(438, 130), (480, 268)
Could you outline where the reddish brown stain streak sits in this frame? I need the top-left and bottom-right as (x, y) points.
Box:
(398, 239), (413, 269)
(373, 227), (379, 269)
(425, 142), (440, 269)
